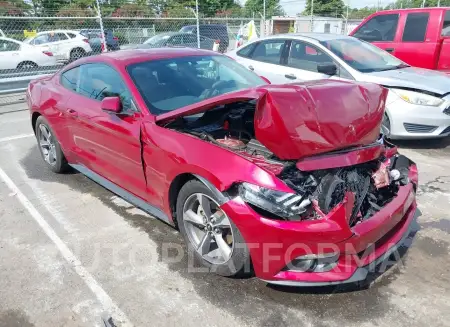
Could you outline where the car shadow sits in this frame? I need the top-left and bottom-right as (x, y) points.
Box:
(392, 136), (450, 150)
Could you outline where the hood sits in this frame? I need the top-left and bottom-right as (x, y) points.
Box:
(254, 80), (388, 160)
(360, 67), (450, 96)
(157, 80), (388, 161)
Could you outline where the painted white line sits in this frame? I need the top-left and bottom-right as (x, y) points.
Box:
(0, 133), (34, 143)
(0, 166), (134, 327)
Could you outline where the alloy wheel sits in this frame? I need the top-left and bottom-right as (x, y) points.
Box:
(39, 124), (57, 166)
(183, 193), (234, 264)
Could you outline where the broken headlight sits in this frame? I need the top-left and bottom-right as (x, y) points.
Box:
(238, 182), (310, 220)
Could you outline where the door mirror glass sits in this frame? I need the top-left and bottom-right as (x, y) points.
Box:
(317, 63), (337, 76)
(101, 97), (122, 113)
(260, 76), (271, 84)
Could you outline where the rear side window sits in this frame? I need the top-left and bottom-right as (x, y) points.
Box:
(67, 33), (77, 38)
(353, 14), (399, 42)
(61, 67), (80, 92)
(442, 11), (450, 36)
(402, 13), (429, 42)
(237, 43), (256, 58)
(251, 40), (285, 64)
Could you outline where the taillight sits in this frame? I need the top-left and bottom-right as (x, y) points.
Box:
(42, 51), (53, 56)
(113, 37), (118, 41)
(82, 38), (89, 44)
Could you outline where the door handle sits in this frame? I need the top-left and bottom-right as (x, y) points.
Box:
(248, 65), (254, 71)
(285, 73), (297, 80)
(385, 48), (395, 53)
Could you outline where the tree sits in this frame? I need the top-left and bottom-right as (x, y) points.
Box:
(303, 0), (345, 17)
(244, 0), (284, 18)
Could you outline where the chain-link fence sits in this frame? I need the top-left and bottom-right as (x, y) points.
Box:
(0, 11), (261, 101)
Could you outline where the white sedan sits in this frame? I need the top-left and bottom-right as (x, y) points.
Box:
(0, 37), (57, 70)
(228, 34), (450, 139)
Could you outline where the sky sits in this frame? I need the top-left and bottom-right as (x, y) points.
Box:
(281, 0), (395, 16)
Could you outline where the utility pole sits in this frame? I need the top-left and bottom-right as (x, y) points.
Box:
(437, 0), (441, 6)
(196, 0), (200, 49)
(263, 0), (266, 19)
(310, 0), (314, 32)
(95, 0), (106, 52)
(421, 0), (426, 7)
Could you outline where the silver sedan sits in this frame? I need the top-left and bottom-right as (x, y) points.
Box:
(227, 33), (450, 140)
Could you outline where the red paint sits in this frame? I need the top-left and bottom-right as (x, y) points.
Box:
(350, 7), (450, 71)
(27, 49), (418, 285)
(296, 144), (383, 171)
(101, 97), (122, 113)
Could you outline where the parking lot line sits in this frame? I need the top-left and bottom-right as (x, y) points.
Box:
(0, 133), (34, 143)
(0, 166), (134, 327)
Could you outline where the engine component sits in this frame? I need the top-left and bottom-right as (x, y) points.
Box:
(246, 139), (273, 158)
(316, 174), (345, 214)
(216, 137), (245, 149)
(372, 162), (390, 189)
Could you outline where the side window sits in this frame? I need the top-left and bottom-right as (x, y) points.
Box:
(78, 64), (132, 110)
(251, 40), (285, 64)
(353, 14), (399, 42)
(287, 41), (334, 73)
(61, 67), (80, 92)
(0, 40), (20, 52)
(167, 35), (183, 45)
(237, 43), (256, 58)
(56, 33), (68, 41)
(67, 33), (77, 39)
(183, 34), (197, 44)
(402, 13), (429, 42)
(442, 11), (450, 36)
(33, 34), (49, 45)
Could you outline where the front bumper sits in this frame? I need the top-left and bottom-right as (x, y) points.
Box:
(221, 179), (418, 286)
(386, 92), (450, 139)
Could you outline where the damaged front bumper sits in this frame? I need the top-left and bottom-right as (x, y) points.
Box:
(221, 177), (418, 286)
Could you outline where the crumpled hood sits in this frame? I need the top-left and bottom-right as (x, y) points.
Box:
(360, 67), (450, 95)
(254, 80), (388, 160)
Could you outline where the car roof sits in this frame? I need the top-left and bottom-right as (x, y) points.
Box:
(263, 33), (352, 43)
(73, 47), (219, 67)
(373, 7), (448, 14)
(36, 30), (79, 35)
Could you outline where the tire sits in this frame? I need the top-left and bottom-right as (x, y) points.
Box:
(176, 180), (251, 277)
(35, 116), (69, 173)
(17, 61), (38, 70)
(382, 113), (391, 139)
(70, 48), (86, 61)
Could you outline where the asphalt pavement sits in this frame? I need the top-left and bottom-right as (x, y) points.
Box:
(0, 105), (449, 327)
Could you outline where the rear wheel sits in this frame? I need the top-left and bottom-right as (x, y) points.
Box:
(176, 180), (251, 277)
(35, 116), (69, 173)
(17, 61), (38, 70)
(70, 48), (86, 61)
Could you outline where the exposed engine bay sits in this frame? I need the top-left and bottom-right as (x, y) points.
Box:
(166, 100), (414, 227)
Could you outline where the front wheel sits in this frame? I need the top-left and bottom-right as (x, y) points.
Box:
(35, 116), (69, 173)
(70, 48), (86, 61)
(176, 180), (251, 277)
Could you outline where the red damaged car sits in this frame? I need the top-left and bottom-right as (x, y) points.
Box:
(27, 48), (418, 286)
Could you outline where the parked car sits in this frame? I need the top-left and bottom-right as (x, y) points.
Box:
(79, 29), (120, 53)
(180, 24), (229, 52)
(350, 7), (450, 71)
(23, 30), (92, 63)
(27, 48), (418, 286)
(0, 37), (56, 70)
(227, 34), (450, 139)
(140, 32), (215, 50)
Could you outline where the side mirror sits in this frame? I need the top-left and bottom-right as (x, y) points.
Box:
(101, 96), (122, 113)
(317, 62), (337, 76)
(260, 76), (271, 84)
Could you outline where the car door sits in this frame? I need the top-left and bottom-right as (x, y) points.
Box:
(64, 63), (147, 199)
(166, 35), (183, 47)
(352, 13), (401, 56)
(51, 32), (70, 60)
(395, 11), (435, 69)
(237, 39), (293, 84)
(283, 40), (341, 83)
(181, 34), (198, 49)
(0, 39), (21, 69)
(438, 10), (450, 70)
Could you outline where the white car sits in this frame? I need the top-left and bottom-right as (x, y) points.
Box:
(23, 30), (92, 64)
(227, 33), (450, 140)
(0, 37), (57, 70)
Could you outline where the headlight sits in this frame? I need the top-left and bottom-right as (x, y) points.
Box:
(391, 88), (444, 107)
(238, 182), (310, 220)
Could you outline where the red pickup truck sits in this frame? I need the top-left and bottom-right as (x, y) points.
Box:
(350, 7), (450, 71)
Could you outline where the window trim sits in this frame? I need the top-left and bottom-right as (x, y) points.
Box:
(59, 63), (139, 112)
(353, 13), (400, 43)
(401, 12), (430, 43)
(248, 39), (289, 65)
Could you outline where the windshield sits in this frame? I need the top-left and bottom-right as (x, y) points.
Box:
(23, 37), (33, 43)
(128, 55), (266, 115)
(144, 34), (171, 46)
(320, 38), (407, 73)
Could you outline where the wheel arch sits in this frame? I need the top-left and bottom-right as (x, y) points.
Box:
(31, 111), (41, 134)
(17, 60), (38, 69)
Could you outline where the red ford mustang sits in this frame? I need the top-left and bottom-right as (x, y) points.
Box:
(27, 48), (419, 286)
